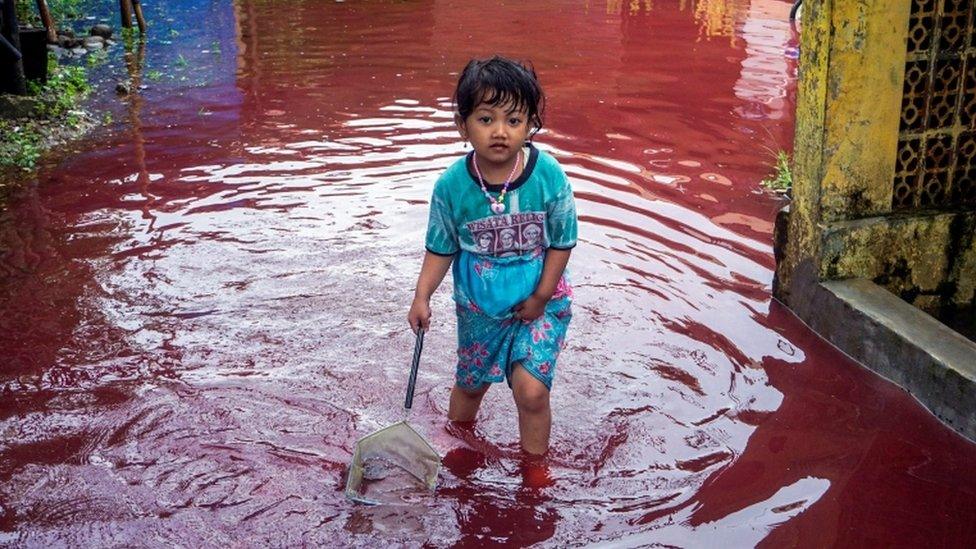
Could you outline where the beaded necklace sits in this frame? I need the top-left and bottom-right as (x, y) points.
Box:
(472, 149), (523, 215)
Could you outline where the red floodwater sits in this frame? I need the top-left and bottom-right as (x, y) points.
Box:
(2, 0), (975, 546)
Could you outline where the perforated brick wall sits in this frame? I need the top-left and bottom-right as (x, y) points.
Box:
(895, 0), (976, 210)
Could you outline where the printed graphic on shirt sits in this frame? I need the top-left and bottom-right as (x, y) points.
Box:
(465, 212), (546, 257)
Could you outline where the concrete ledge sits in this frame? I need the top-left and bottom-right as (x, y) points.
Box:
(799, 278), (976, 440)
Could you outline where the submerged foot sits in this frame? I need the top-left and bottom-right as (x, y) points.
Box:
(519, 450), (554, 488)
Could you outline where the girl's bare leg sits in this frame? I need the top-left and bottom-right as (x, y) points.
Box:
(511, 363), (551, 455)
(448, 384), (490, 422)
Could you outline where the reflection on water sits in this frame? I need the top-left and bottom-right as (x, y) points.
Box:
(605, 0), (752, 45)
(1, 0), (975, 546)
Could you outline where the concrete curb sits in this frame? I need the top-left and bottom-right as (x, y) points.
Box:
(797, 278), (976, 440)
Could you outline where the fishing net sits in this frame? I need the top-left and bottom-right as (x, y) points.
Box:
(345, 420), (440, 505)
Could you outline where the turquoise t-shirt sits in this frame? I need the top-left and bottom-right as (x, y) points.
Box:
(425, 144), (578, 319)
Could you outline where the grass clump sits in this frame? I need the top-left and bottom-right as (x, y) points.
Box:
(1, 55), (91, 172)
(760, 150), (793, 192)
(31, 55), (90, 118)
(0, 122), (44, 171)
(16, 0), (86, 26)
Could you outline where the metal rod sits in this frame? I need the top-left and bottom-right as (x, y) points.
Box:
(0, 32), (21, 61)
(404, 329), (425, 411)
(0, 0), (28, 94)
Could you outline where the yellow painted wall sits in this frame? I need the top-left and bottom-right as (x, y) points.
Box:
(776, 0), (976, 313)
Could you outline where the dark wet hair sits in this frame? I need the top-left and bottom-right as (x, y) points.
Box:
(453, 56), (545, 137)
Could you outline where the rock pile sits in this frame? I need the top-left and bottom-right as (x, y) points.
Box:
(45, 24), (117, 59)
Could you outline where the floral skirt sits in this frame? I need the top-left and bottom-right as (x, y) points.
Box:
(454, 287), (572, 391)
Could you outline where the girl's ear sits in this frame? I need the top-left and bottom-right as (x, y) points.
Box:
(455, 114), (467, 139)
(529, 116), (542, 139)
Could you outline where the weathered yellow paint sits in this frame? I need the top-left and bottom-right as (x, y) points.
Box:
(819, 0), (910, 222)
(775, 0), (832, 300)
(776, 0), (975, 313)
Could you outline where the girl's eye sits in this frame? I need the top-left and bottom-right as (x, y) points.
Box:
(478, 116), (492, 124)
(508, 118), (522, 126)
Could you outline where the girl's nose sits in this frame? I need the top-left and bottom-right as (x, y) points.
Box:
(491, 122), (507, 137)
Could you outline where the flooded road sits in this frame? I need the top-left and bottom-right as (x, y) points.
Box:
(2, 0), (975, 546)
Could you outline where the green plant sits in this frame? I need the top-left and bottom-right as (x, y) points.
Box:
(17, 0), (86, 26)
(760, 150), (793, 191)
(210, 40), (221, 54)
(146, 69), (163, 81)
(27, 79), (44, 95)
(15, 0), (40, 26)
(2, 2), (98, 175)
(48, 0), (85, 23)
(86, 49), (108, 67)
(0, 121), (43, 171)
(174, 54), (188, 68)
(35, 60), (90, 118)
(65, 111), (82, 128)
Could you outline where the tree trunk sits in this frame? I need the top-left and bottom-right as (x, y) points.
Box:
(35, 0), (57, 43)
(119, 0), (133, 28)
(132, 0), (147, 33)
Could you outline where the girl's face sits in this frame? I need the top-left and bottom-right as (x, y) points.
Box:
(457, 99), (532, 170)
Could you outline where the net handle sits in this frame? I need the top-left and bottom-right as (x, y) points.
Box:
(404, 328), (424, 411)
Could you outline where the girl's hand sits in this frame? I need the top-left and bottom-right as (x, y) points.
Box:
(408, 297), (432, 334)
(513, 293), (548, 323)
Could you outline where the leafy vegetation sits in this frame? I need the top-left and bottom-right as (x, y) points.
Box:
(86, 48), (109, 68)
(760, 150), (793, 192)
(15, 0), (86, 26)
(0, 121), (44, 171)
(36, 55), (90, 117)
(1, 55), (90, 171)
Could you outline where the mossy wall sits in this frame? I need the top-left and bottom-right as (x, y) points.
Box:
(776, 0), (976, 318)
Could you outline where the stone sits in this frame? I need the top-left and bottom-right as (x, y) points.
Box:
(83, 40), (104, 51)
(90, 24), (112, 39)
(83, 36), (104, 46)
(58, 36), (82, 49)
(46, 45), (68, 58)
(71, 47), (86, 56)
(58, 28), (75, 38)
(0, 94), (43, 119)
(115, 82), (131, 95)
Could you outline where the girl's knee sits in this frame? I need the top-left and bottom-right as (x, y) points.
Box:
(455, 383), (490, 399)
(513, 372), (549, 414)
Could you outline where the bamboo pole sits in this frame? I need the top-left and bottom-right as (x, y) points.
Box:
(34, 0), (56, 43)
(132, 0), (146, 33)
(119, 0), (133, 28)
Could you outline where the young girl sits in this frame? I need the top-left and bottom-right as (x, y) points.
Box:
(407, 56), (577, 457)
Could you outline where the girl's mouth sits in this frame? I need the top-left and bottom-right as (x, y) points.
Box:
(490, 144), (508, 151)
